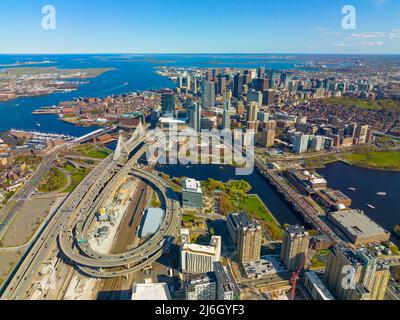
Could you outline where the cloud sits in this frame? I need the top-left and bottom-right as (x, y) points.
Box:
(350, 32), (386, 38)
(372, 0), (388, 6)
(335, 41), (384, 47)
(350, 29), (400, 40)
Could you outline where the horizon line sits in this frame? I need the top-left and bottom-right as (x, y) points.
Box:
(1, 52), (400, 56)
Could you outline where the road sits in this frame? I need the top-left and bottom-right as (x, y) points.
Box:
(254, 156), (342, 244)
(0, 148), (59, 240)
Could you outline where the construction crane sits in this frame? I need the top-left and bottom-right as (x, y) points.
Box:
(289, 242), (316, 300)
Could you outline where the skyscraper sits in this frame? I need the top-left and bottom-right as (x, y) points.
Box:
(268, 69), (275, 89)
(223, 100), (231, 130)
(324, 245), (367, 300)
(189, 103), (201, 132)
(237, 217), (262, 264)
(261, 120), (277, 148)
(257, 67), (265, 79)
(217, 75), (227, 96)
(247, 90), (263, 106)
(262, 89), (275, 106)
(293, 132), (310, 154)
(280, 225), (310, 271)
(324, 245), (390, 300)
(246, 102), (259, 122)
(161, 90), (175, 118)
(233, 73), (244, 98)
(202, 80), (216, 109)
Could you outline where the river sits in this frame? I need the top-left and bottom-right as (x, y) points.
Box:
(318, 161), (400, 246)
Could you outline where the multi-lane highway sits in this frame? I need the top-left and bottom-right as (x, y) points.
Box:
(58, 167), (181, 277)
(0, 127), (151, 299)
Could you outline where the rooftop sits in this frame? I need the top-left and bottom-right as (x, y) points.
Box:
(329, 209), (389, 240)
(139, 208), (165, 238)
(182, 178), (203, 193)
(131, 283), (171, 300)
(305, 271), (335, 300)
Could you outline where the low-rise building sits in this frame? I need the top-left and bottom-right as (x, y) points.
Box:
(138, 208), (165, 238)
(131, 282), (171, 300)
(180, 229), (221, 274)
(328, 209), (390, 246)
(182, 178), (204, 209)
(186, 273), (216, 300)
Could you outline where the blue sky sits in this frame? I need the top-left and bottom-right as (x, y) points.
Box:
(0, 0), (399, 54)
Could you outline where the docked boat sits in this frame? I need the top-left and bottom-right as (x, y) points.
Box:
(366, 204), (376, 210)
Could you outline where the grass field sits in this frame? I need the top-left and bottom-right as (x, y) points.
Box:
(344, 151), (400, 170)
(63, 164), (91, 193)
(238, 195), (284, 240)
(321, 96), (400, 112)
(37, 167), (67, 193)
(73, 144), (112, 159)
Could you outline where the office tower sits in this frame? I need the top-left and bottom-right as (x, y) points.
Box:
(237, 217), (262, 264)
(223, 100), (231, 130)
(212, 68), (219, 80)
(323, 245), (389, 300)
(189, 103), (201, 132)
(357, 248), (390, 300)
(311, 135), (325, 152)
(254, 78), (269, 92)
(178, 76), (183, 88)
(257, 67), (265, 79)
(263, 89), (275, 106)
(293, 132), (310, 154)
(181, 229), (221, 274)
(246, 102), (259, 122)
(354, 124), (369, 144)
(227, 212), (250, 246)
(213, 262), (240, 300)
(202, 80), (216, 109)
(234, 101), (245, 115)
(247, 90), (263, 106)
(279, 73), (287, 87)
(205, 69), (212, 81)
(369, 266), (390, 300)
(186, 76), (191, 91)
(192, 78), (198, 94)
(186, 273), (216, 300)
(257, 111), (269, 123)
(182, 178), (203, 209)
(280, 225), (309, 271)
(268, 69), (275, 89)
(233, 73), (244, 98)
(217, 75), (227, 96)
(224, 88), (232, 101)
(161, 91), (175, 118)
(261, 120), (277, 148)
